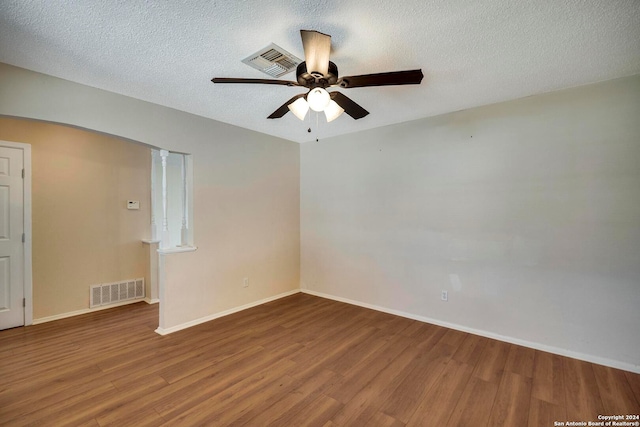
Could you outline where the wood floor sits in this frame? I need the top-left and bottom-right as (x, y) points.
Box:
(1, 293), (638, 426)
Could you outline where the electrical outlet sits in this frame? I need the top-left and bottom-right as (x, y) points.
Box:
(243, 277), (249, 288)
(441, 290), (448, 302)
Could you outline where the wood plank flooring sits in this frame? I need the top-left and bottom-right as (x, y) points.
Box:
(1, 293), (638, 426)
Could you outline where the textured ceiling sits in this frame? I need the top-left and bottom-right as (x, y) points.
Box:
(1, 0), (639, 143)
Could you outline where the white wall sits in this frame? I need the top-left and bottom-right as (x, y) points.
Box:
(301, 75), (640, 371)
(3, 61), (638, 371)
(0, 63), (300, 330)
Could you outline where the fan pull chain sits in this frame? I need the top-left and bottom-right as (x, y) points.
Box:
(306, 111), (321, 142)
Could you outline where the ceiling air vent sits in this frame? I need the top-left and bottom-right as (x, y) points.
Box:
(242, 43), (302, 78)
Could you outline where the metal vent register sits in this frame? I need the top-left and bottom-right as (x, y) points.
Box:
(242, 43), (302, 77)
(90, 278), (144, 308)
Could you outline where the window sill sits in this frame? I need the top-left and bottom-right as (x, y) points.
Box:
(157, 246), (197, 254)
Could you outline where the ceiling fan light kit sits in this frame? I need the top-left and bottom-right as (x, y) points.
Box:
(288, 97), (310, 120)
(307, 88), (331, 112)
(212, 29), (424, 124)
(286, 90), (344, 122)
(324, 100), (345, 122)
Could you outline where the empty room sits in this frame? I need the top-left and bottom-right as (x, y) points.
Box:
(0, 1), (639, 426)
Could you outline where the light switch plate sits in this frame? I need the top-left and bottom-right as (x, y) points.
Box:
(127, 200), (140, 210)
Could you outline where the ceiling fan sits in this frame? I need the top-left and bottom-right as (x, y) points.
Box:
(211, 30), (424, 122)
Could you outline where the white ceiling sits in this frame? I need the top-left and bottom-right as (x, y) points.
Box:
(1, 1), (639, 143)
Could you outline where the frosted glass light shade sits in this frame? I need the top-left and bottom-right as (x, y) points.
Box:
(307, 88), (331, 112)
(324, 100), (344, 122)
(288, 98), (309, 120)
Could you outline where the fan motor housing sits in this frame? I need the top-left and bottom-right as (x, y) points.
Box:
(297, 61), (338, 88)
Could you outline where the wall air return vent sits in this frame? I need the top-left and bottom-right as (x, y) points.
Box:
(90, 278), (145, 308)
(241, 43), (302, 78)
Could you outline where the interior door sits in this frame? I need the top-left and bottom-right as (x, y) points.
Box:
(0, 146), (24, 330)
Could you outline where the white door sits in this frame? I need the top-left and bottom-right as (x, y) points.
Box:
(0, 146), (24, 330)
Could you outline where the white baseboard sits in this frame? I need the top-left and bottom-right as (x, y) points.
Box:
(301, 289), (640, 374)
(145, 298), (160, 304)
(154, 289), (301, 336)
(32, 298), (147, 325)
(30, 287), (639, 374)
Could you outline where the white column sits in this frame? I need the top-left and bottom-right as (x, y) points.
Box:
(159, 149), (171, 250)
(179, 154), (189, 246)
(150, 150), (159, 241)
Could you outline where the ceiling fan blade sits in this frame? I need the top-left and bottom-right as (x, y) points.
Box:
(300, 30), (331, 77)
(212, 77), (299, 86)
(337, 69), (424, 88)
(267, 94), (307, 119)
(330, 92), (369, 120)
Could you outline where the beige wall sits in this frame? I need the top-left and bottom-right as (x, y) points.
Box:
(0, 117), (151, 319)
(0, 63), (300, 331)
(162, 136), (300, 328)
(301, 74), (640, 371)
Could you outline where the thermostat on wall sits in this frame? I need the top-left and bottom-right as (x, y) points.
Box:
(127, 200), (140, 210)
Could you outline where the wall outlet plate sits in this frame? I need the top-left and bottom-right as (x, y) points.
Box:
(441, 290), (448, 301)
(127, 200), (140, 210)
